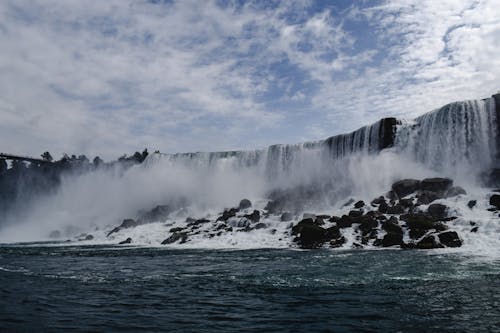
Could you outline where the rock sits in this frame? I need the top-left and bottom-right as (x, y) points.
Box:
(330, 236), (346, 248)
(254, 223), (267, 229)
(139, 205), (171, 223)
(161, 232), (188, 245)
(314, 217), (326, 226)
(348, 210), (363, 218)
(401, 213), (447, 239)
(427, 203), (448, 220)
(437, 231), (462, 247)
(238, 199), (252, 210)
(382, 219), (403, 234)
(244, 210), (260, 223)
(342, 198), (355, 207)
(416, 191), (440, 205)
(294, 224), (327, 249)
(380, 232), (404, 247)
(416, 235), (443, 249)
(471, 226), (479, 233)
(49, 230), (61, 239)
(188, 218), (210, 226)
(354, 200), (365, 208)
(378, 201), (389, 213)
(399, 198), (414, 208)
(467, 200), (477, 209)
(84, 234), (94, 241)
(336, 215), (353, 228)
(280, 212), (293, 222)
(489, 194), (500, 209)
(387, 204), (405, 215)
(119, 237), (132, 245)
(371, 196), (386, 205)
(291, 218), (314, 235)
(445, 186), (466, 197)
(325, 226), (342, 240)
(392, 179), (420, 198)
(421, 178), (453, 193)
(217, 208), (238, 222)
(107, 219), (139, 237)
(169, 227), (184, 233)
(356, 215), (379, 234)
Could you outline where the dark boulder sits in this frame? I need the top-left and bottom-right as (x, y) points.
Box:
(336, 215), (353, 228)
(378, 201), (389, 213)
(83, 234), (94, 241)
(392, 179), (420, 198)
(217, 208), (238, 222)
(239, 199), (252, 210)
(119, 237), (132, 245)
(169, 227), (184, 233)
(399, 198), (414, 208)
(382, 218), (403, 234)
(471, 226), (478, 233)
(416, 235), (443, 249)
(427, 203), (448, 220)
(188, 218), (210, 226)
(161, 232), (188, 245)
(387, 204), (405, 215)
(280, 212), (293, 222)
(294, 224), (327, 249)
(416, 191), (440, 205)
(325, 226), (342, 240)
(421, 178), (453, 193)
(107, 218), (139, 237)
(354, 200), (365, 208)
(401, 213), (447, 239)
(380, 232), (404, 247)
(490, 194), (500, 209)
(254, 223), (267, 229)
(244, 210), (260, 223)
(467, 200), (477, 209)
(348, 210), (363, 218)
(356, 215), (379, 234)
(437, 231), (462, 247)
(330, 236), (346, 248)
(139, 205), (171, 223)
(371, 196), (386, 205)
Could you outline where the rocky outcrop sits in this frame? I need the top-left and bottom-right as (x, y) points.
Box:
(490, 194), (500, 210)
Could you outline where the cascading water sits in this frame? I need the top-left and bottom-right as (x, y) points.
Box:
(0, 95), (498, 252)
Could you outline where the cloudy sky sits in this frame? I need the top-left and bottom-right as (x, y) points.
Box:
(0, 0), (499, 160)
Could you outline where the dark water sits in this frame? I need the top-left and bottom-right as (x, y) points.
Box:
(0, 245), (499, 333)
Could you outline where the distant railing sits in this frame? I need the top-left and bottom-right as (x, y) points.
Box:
(0, 153), (52, 164)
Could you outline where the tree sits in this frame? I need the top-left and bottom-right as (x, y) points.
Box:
(41, 151), (53, 162)
(0, 159), (7, 173)
(93, 156), (103, 167)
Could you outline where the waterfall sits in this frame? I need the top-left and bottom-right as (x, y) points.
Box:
(394, 97), (498, 176)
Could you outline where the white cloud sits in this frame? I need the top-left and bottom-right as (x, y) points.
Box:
(0, 0), (498, 159)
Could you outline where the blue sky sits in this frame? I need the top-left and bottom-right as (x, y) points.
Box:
(0, 0), (499, 159)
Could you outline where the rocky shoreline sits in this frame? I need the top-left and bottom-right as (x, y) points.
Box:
(86, 175), (500, 250)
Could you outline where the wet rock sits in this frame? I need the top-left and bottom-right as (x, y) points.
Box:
(401, 213), (447, 239)
(314, 217), (326, 226)
(354, 200), (365, 208)
(325, 226), (342, 240)
(427, 203), (448, 220)
(161, 232), (188, 245)
(371, 196), (386, 205)
(380, 232), (404, 247)
(399, 198), (414, 208)
(416, 191), (440, 205)
(416, 235), (443, 249)
(188, 218), (210, 226)
(280, 212), (293, 222)
(437, 231), (462, 247)
(348, 210), (363, 218)
(239, 199), (252, 210)
(107, 219), (139, 237)
(336, 215), (353, 228)
(356, 215), (379, 234)
(330, 236), (346, 248)
(49, 230), (61, 239)
(471, 226), (479, 233)
(382, 218), (403, 235)
(139, 205), (171, 223)
(119, 237), (132, 245)
(387, 204), (405, 215)
(392, 179), (420, 198)
(489, 194), (500, 209)
(244, 210), (260, 223)
(445, 186), (466, 197)
(467, 200), (477, 209)
(254, 223), (267, 230)
(292, 220), (327, 249)
(378, 201), (389, 213)
(421, 178), (453, 193)
(342, 198), (355, 207)
(79, 234), (94, 241)
(169, 227), (184, 233)
(217, 208), (238, 222)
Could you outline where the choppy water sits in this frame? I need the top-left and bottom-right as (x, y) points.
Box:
(0, 245), (499, 332)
